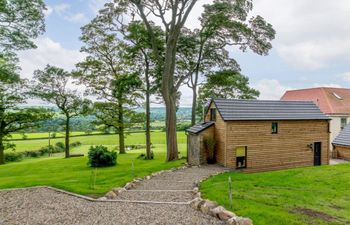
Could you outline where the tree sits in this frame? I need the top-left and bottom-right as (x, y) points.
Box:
(187, 0), (275, 125)
(31, 65), (90, 158)
(196, 69), (260, 119)
(124, 21), (163, 159)
(97, 0), (275, 161)
(0, 71), (51, 165)
(102, 0), (197, 161)
(76, 19), (142, 154)
(0, 0), (46, 53)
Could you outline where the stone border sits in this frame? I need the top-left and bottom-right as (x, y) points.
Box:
(0, 186), (189, 205)
(100, 165), (189, 200)
(189, 171), (253, 225)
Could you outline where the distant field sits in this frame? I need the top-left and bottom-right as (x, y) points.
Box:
(9, 131), (103, 140)
(7, 131), (187, 153)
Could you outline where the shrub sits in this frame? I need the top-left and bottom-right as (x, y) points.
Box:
(137, 151), (154, 160)
(26, 151), (40, 158)
(70, 141), (82, 148)
(88, 145), (117, 167)
(55, 142), (65, 151)
(5, 152), (23, 162)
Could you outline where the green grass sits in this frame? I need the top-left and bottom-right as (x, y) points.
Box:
(0, 131), (187, 196)
(9, 131), (103, 140)
(201, 164), (350, 225)
(8, 131), (186, 152)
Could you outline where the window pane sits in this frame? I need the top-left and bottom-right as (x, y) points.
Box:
(236, 146), (246, 157)
(272, 122), (278, 133)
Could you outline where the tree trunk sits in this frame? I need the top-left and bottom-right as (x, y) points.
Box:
(65, 116), (70, 158)
(191, 42), (204, 126)
(118, 100), (126, 154)
(145, 62), (152, 160)
(191, 84), (197, 126)
(165, 92), (179, 161)
(0, 135), (4, 165)
(163, 36), (179, 161)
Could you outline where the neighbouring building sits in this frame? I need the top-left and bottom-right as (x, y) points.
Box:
(332, 123), (350, 160)
(186, 99), (330, 172)
(281, 87), (350, 154)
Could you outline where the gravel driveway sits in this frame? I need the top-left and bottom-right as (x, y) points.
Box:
(0, 165), (227, 225)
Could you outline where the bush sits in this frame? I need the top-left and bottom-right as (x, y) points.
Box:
(88, 145), (117, 167)
(26, 151), (40, 158)
(54, 142), (65, 152)
(70, 141), (82, 148)
(137, 151), (154, 160)
(5, 152), (23, 162)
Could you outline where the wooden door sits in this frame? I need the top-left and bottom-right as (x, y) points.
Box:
(314, 142), (321, 166)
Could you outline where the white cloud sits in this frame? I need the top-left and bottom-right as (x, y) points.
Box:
(64, 13), (88, 23)
(89, 0), (109, 15)
(253, 79), (291, 100)
(18, 37), (86, 79)
(53, 3), (71, 15)
(339, 72), (350, 82)
(312, 83), (342, 88)
(252, 0), (350, 70)
(44, 5), (53, 17)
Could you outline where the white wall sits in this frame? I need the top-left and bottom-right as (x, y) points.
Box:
(329, 116), (350, 150)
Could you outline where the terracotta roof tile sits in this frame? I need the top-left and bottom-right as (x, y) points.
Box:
(281, 87), (350, 115)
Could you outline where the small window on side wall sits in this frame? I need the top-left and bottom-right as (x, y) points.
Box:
(236, 146), (247, 169)
(210, 108), (216, 121)
(341, 118), (347, 130)
(272, 122), (278, 134)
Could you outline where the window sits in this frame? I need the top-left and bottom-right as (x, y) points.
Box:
(341, 118), (347, 130)
(272, 122), (278, 134)
(210, 108), (216, 121)
(333, 92), (343, 100)
(236, 146), (247, 169)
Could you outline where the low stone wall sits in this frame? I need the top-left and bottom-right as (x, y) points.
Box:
(190, 171), (253, 225)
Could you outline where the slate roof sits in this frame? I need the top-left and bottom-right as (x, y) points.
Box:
(333, 123), (350, 147)
(187, 121), (215, 134)
(211, 99), (330, 121)
(281, 87), (350, 115)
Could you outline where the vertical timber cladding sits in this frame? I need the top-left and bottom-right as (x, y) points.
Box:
(225, 120), (330, 171)
(205, 102), (227, 166)
(334, 145), (350, 160)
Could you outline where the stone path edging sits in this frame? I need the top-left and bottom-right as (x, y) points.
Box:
(189, 171), (254, 225)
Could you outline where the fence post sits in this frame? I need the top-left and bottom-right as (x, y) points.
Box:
(229, 176), (232, 209)
(132, 160), (134, 178)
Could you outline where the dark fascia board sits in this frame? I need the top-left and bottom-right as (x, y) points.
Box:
(203, 98), (227, 122)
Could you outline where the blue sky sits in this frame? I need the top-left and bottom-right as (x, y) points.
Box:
(18, 0), (350, 106)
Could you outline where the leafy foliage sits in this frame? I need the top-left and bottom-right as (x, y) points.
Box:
(31, 65), (91, 158)
(196, 70), (259, 119)
(0, 71), (52, 164)
(88, 145), (117, 167)
(0, 0), (46, 53)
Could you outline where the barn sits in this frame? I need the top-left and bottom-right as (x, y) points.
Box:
(186, 99), (331, 172)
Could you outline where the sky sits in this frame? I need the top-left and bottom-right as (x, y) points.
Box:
(18, 0), (350, 106)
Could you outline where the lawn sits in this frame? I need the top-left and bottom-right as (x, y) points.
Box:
(201, 164), (350, 225)
(8, 131), (187, 152)
(0, 131), (187, 197)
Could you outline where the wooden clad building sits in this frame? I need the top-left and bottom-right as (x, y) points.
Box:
(333, 123), (350, 160)
(187, 99), (331, 172)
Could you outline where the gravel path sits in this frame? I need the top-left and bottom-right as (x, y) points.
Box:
(0, 165), (227, 225)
